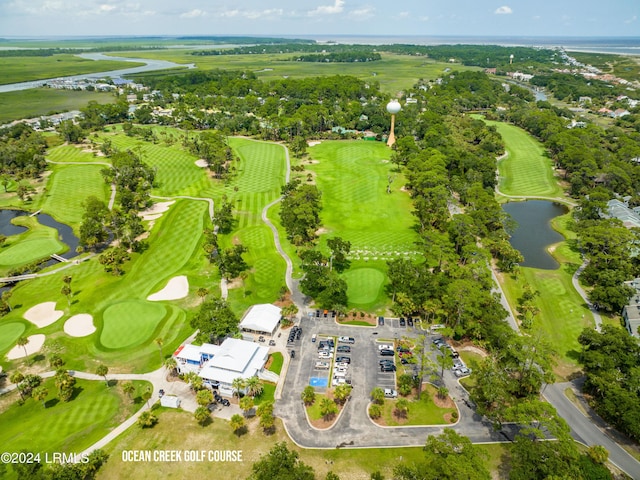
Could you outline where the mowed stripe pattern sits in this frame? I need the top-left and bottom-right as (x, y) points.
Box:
(41, 164), (109, 227)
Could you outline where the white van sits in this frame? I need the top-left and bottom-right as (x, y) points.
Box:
(311, 334), (317, 343)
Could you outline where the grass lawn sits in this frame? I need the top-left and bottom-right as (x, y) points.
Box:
(266, 352), (283, 375)
(0, 322), (26, 352)
(305, 393), (329, 422)
(0, 378), (150, 465)
(499, 213), (591, 375)
(100, 301), (168, 349)
(378, 385), (457, 426)
(0, 54), (144, 85)
(0, 89), (116, 124)
(96, 411), (444, 480)
(307, 141), (419, 311)
(252, 382), (276, 406)
(476, 117), (563, 199)
(37, 163), (110, 228)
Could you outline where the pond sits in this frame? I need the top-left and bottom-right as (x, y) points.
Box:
(502, 200), (567, 270)
(0, 209), (80, 261)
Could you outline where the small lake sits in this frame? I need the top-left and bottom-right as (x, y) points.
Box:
(502, 200), (567, 270)
(0, 209), (80, 261)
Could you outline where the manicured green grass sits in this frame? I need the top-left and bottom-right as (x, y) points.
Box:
(477, 117), (563, 199)
(46, 144), (106, 163)
(0, 89), (116, 124)
(0, 54), (144, 85)
(0, 322), (26, 352)
(0, 237), (63, 267)
(37, 163), (109, 228)
(267, 352), (284, 375)
(1, 199), (206, 372)
(118, 50), (480, 93)
(211, 138), (288, 313)
(0, 378), (150, 461)
(379, 385), (457, 426)
(307, 141), (418, 310)
(253, 382), (276, 406)
(99, 129), (210, 197)
(343, 267), (386, 305)
(305, 393), (329, 421)
(100, 301), (167, 349)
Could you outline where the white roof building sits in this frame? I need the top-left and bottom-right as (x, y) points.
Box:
(173, 338), (270, 396)
(239, 304), (282, 336)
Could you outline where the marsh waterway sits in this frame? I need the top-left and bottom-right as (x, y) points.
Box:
(0, 53), (192, 93)
(502, 200), (567, 270)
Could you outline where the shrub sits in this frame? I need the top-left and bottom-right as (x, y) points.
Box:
(369, 404), (382, 419)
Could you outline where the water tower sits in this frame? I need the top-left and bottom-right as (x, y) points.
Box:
(386, 100), (402, 147)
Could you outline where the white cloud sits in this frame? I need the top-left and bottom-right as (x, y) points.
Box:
(494, 6), (513, 15)
(397, 11), (410, 18)
(215, 8), (284, 20)
(308, 0), (345, 16)
(350, 7), (375, 20)
(419, 16), (429, 22)
(99, 4), (117, 13)
(625, 15), (637, 24)
(180, 9), (206, 19)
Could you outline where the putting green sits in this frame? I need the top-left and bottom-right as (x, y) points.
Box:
(0, 238), (64, 267)
(100, 301), (167, 349)
(343, 268), (386, 305)
(0, 322), (26, 353)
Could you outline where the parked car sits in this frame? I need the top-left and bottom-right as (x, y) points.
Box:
(290, 350), (296, 358)
(221, 398), (231, 406)
(397, 345), (410, 353)
(378, 316), (385, 326)
(384, 388), (398, 398)
(378, 344), (393, 350)
(311, 334), (317, 343)
(337, 345), (351, 353)
(407, 318), (414, 327)
(336, 356), (351, 364)
(380, 364), (396, 372)
(380, 349), (394, 356)
(315, 361), (330, 370)
(432, 338), (446, 348)
(269, 339), (276, 346)
(338, 336), (355, 344)
(379, 359), (395, 365)
(207, 402), (217, 412)
(453, 367), (472, 377)
(399, 317), (406, 326)
(318, 351), (331, 359)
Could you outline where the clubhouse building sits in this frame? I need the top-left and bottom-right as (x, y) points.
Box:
(173, 337), (270, 396)
(239, 303), (282, 337)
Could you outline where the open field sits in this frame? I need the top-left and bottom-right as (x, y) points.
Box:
(307, 140), (418, 310)
(1, 379), (150, 471)
(0, 54), (144, 85)
(476, 117), (563, 199)
(0, 89), (116, 124)
(96, 409), (507, 479)
(116, 50), (479, 93)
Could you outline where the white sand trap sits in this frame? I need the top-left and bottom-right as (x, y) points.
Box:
(139, 201), (175, 221)
(307, 140), (322, 147)
(147, 275), (189, 301)
(64, 314), (96, 337)
(6, 334), (46, 360)
(195, 159), (208, 168)
(24, 302), (64, 328)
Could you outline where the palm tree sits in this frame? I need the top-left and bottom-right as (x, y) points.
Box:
(49, 354), (65, 369)
(16, 336), (29, 359)
(370, 387), (385, 405)
(196, 389), (213, 407)
(231, 377), (246, 399)
(62, 275), (72, 307)
(194, 406), (210, 426)
(10, 371), (24, 400)
(2, 290), (12, 311)
(437, 386), (449, 400)
(154, 337), (164, 363)
(141, 387), (152, 407)
(319, 397), (338, 420)
(245, 376), (263, 398)
(394, 398), (410, 419)
(95, 364), (109, 386)
(32, 385), (48, 407)
(256, 400), (274, 418)
(122, 381), (135, 402)
(230, 413), (245, 435)
(239, 396), (254, 417)
(164, 357), (177, 376)
(138, 410), (158, 428)
(301, 385), (316, 406)
(196, 287), (209, 304)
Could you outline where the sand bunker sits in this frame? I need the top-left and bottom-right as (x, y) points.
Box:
(195, 159), (208, 168)
(139, 201), (175, 221)
(6, 334), (46, 360)
(147, 275), (189, 301)
(64, 314), (96, 337)
(23, 302), (64, 328)
(307, 141), (322, 147)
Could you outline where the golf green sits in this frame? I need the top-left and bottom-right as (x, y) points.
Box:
(343, 268), (386, 305)
(0, 238), (63, 267)
(0, 322), (26, 353)
(100, 301), (167, 349)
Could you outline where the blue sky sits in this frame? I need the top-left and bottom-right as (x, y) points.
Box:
(0, 0), (638, 38)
